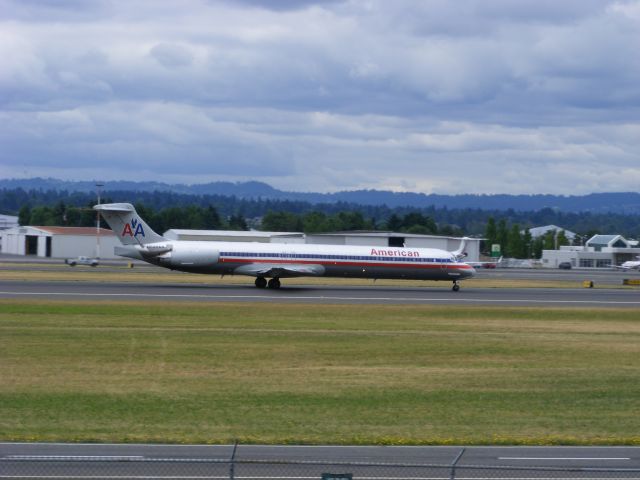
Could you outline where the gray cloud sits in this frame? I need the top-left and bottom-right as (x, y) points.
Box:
(0, 0), (639, 194)
(226, 0), (346, 11)
(149, 43), (194, 68)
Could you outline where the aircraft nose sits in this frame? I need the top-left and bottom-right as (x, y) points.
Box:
(462, 265), (476, 278)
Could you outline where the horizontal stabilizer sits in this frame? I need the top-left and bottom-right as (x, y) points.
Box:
(94, 203), (135, 212)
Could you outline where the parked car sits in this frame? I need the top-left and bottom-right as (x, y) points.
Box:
(558, 262), (572, 270)
(65, 256), (99, 267)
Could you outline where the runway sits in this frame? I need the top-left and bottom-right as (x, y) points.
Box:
(2, 443), (640, 478)
(1, 279), (639, 307)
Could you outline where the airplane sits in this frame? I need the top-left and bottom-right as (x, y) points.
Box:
(94, 203), (476, 291)
(614, 256), (640, 271)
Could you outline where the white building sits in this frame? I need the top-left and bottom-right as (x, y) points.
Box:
(306, 231), (481, 262)
(0, 214), (19, 230)
(541, 234), (640, 268)
(0, 226), (120, 259)
(528, 225), (576, 242)
(165, 229), (481, 262)
(0, 214), (20, 252)
(164, 229), (305, 244)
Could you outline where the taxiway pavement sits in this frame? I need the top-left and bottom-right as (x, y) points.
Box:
(1, 279), (639, 307)
(2, 443), (640, 479)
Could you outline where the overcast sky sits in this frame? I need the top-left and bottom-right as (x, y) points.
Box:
(1, 0), (639, 194)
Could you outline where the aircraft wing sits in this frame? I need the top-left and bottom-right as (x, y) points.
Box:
(465, 256), (503, 268)
(234, 263), (326, 278)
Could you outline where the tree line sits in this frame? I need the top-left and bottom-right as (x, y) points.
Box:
(16, 203), (247, 233)
(483, 217), (573, 259)
(261, 210), (463, 236)
(4, 187), (640, 259)
(3, 187), (640, 238)
(16, 202), (588, 259)
(15, 202), (457, 237)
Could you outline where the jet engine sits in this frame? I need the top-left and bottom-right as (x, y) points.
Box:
(161, 243), (220, 268)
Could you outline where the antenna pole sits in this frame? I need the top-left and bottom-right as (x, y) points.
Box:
(95, 182), (104, 258)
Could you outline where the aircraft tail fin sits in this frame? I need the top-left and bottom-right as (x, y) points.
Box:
(94, 203), (165, 246)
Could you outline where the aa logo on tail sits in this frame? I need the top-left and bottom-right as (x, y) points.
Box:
(121, 218), (145, 237)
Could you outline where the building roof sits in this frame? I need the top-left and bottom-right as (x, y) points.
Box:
(586, 234), (628, 247)
(164, 229), (303, 238)
(528, 225), (576, 239)
(587, 234), (619, 244)
(33, 226), (114, 236)
(309, 231), (478, 241)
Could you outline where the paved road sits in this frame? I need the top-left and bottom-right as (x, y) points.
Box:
(0, 279), (639, 307)
(2, 443), (640, 478)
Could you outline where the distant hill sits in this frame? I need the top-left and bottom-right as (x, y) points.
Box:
(1, 177), (639, 214)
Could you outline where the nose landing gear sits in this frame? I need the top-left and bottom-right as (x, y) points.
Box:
(452, 281), (460, 292)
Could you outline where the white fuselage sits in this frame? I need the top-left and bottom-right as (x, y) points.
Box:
(118, 240), (476, 281)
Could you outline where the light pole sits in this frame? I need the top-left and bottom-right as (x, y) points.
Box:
(96, 182), (104, 258)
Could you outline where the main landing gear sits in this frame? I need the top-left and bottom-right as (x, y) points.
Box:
(255, 277), (281, 289)
(452, 281), (460, 292)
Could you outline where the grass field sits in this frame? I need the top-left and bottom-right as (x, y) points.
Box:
(2, 300), (640, 445)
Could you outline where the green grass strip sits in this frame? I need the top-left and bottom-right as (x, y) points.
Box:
(2, 300), (639, 445)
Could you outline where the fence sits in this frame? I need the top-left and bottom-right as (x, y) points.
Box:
(2, 447), (640, 479)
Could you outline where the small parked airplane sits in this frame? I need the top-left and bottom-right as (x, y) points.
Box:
(614, 257), (640, 271)
(94, 203), (476, 291)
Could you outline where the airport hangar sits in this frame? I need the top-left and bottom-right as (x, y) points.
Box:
(0, 226), (481, 262)
(0, 226), (119, 259)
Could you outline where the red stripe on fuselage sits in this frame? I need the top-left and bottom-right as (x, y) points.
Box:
(219, 257), (474, 270)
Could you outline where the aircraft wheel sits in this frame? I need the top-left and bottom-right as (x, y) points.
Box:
(452, 282), (460, 292)
(255, 277), (267, 288)
(268, 278), (281, 289)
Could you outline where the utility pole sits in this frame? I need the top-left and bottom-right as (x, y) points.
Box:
(96, 182), (104, 258)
